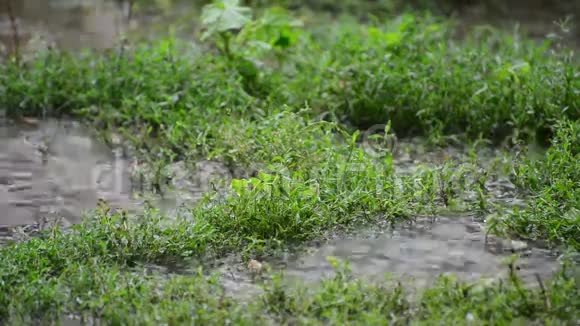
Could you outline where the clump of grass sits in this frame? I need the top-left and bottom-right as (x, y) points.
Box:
(295, 14), (578, 143)
(195, 110), (503, 255)
(1, 9), (577, 152)
(3, 261), (252, 325)
(499, 119), (580, 250)
(263, 258), (579, 325)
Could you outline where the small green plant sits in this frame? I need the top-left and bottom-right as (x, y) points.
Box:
(200, 0), (253, 59)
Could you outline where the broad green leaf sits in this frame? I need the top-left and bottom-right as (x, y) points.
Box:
(273, 33), (291, 48)
(384, 32), (403, 47)
(201, 0), (252, 40)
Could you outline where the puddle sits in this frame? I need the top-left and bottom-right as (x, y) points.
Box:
(0, 118), (231, 242)
(0, 118), (561, 298)
(0, 118), (134, 239)
(0, 0), (126, 55)
(202, 218), (561, 302)
(280, 215), (560, 289)
(197, 214), (561, 301)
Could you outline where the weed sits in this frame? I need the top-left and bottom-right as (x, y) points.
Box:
(499, 119), (580, 250)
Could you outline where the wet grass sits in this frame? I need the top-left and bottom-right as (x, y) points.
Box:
(2, 222), (579, 325)
(1, 109), (578, 324)
(1, 10), (577, 145)
(498, 119), (580, 250)
(0, 1), (579, 323)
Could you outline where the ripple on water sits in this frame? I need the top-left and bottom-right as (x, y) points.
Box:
(280, 216), (560, 289)
(0, 118), (236, 243)
(0, 118), (134, 237)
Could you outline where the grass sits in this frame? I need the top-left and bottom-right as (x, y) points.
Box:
(495, 119), (580, 250)
(0, 0), (579, 323)
(1, 243), (578, 325)
(0, 108), (577, 324)
(1, 10), (577, 146)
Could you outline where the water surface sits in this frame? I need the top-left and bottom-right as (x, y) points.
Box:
(0, 118), (134, 240)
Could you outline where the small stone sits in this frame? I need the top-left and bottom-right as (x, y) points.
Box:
(510, 240), (528, 252)
(110, 133), (122, 146)
(247, 259), (263, 274)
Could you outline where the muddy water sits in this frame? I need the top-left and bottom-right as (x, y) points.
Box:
(0, 0), (199, 57)
(281, 216), (559, 289)
(0, 118), (234, 242)
(0, 118), (135, 240)
(214, 213), (560, 299)
(212, 214), (560, 299)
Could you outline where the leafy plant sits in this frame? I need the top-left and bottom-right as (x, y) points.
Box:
(201, 0), (253, 59)
(501, 119), (580, 249)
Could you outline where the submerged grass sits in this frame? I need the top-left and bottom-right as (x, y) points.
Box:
(0, 1), (579, 323)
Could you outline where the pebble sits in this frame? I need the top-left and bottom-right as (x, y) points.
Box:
(248, 259), (263, 274)
(510, 240), (528, 252)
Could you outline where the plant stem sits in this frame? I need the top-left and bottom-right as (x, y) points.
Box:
(220, 32), (233, 60)
(4, 0), (20, 63)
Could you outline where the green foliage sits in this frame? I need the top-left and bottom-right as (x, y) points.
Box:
(0, 4), (579, 324)
(500, 120), (580, 250)
(300, 16), (578, 142)
(201, 0), (253, 38)
(201, 0), (252, 59)
(2, 11), (577, 145)
(1, 244), (578, 325)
